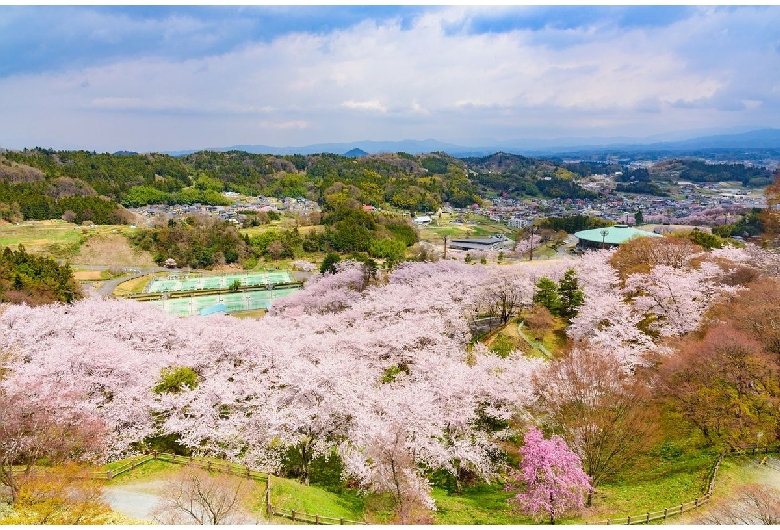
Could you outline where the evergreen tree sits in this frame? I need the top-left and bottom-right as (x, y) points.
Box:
(320, 252), (341, 275)
(533, 277), (561, 315)
(557, 269), (585, 320)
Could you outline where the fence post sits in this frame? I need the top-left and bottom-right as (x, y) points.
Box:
(316, 514), (320, 524)
(106, 470), (113, 480)
(340, 518), (345, 525)
(606, 518), (610, 525)
(694, 498), (699, 509)
(627, 515), (631, 524)
(291, 510), (296, 522)
(679, 504), (683, 515)
(153, 451), (158, 460)
(207, 461), (212, 472)
(646, 513), (650, 523)
(265, 475), (272, 516)
(664, 508), (668, 520)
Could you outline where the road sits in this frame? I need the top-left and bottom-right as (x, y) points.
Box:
(75, 266), (174, 298)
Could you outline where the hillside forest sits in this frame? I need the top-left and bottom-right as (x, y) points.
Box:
(2, 148), (773, 227)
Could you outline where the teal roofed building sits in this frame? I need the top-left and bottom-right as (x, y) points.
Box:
(574, 224), (662, 250)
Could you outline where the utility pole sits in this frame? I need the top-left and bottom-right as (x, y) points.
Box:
(443, 235), (448, 260)
(528, 224), (536, 261)
(600, 228), (609, 249)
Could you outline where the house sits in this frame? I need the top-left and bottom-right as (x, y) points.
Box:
(507, 217), (527, 229)
(413, 215), (432, 225)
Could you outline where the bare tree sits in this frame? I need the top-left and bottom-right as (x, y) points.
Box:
(695, 484), (780, 525)
(531, 346), (660, 504)
(151, 464), (257, 525)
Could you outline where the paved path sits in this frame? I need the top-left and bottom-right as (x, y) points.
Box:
(104, 480), (163, 522)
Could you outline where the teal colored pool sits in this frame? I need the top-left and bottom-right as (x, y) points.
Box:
(146, 271), (295, 293)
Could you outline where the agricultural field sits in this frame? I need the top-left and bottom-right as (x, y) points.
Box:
(0, 219), (155, 268)
(0, 219), (87, 256)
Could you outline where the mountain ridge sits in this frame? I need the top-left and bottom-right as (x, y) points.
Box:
(163, 128), (780, 157)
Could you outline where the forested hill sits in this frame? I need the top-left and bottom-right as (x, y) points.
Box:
(0, 148), (598, 223)
(462, 152), (597, 200)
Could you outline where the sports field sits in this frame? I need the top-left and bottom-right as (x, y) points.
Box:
(150, 287), (299, 317)
(146, 271), (294, 293)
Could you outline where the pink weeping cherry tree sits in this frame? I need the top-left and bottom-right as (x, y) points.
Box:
(507, 427), (592, 524)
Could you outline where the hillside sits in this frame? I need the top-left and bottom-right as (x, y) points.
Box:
(0, 149), (600, 224)
(4, 148), (772, 228)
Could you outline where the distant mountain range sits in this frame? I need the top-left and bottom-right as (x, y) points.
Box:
(165, 128), (780, 158)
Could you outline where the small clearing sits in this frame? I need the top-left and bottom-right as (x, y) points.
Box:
(73, 232), (156, 268)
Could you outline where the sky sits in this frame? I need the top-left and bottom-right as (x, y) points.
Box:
(1, 5), (779, 153)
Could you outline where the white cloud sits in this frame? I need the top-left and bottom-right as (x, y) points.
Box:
(341, 100), (387, 112)
(0, 6), (779, 151)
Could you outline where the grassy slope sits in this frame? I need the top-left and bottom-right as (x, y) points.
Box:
(0, 220), (156, 267)
(0, 219), (85, 255)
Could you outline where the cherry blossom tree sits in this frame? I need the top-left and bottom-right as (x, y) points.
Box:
(507, 427), (591, 524)
(4, 245), (764, 515)
(0, 381), (106, 503)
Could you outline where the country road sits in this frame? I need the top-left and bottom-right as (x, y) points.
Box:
(75, 266), (174, 298)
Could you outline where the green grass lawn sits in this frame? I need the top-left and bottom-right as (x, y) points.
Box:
(270, 476), (365, 521)
(432, 483), (529, 524)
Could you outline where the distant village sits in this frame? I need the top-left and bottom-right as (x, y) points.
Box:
(128, 193), (321, 226)
(129, 169), (767, 235)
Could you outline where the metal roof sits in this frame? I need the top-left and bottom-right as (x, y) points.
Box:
(574, 225), (662, 245)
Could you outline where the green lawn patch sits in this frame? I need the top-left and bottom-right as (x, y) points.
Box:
(270, 476), (365, 521)
(432, 483), (528, 525)
(587, 449), (718, 521)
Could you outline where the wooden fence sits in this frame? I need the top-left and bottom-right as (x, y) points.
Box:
(586, 444), (780, 525)
(113, 452), (368, 525)
(152, 452), (368, 525)
(12, 450), (368, 525)
(270, 507), (369, 525)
